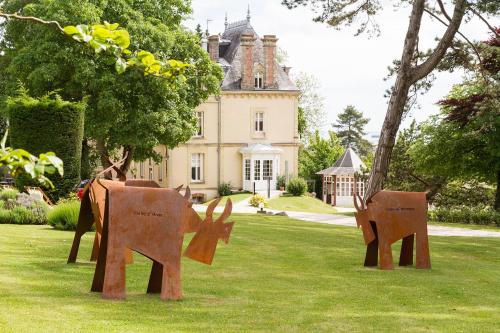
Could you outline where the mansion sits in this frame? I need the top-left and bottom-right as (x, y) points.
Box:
(128, 11), (300, 201)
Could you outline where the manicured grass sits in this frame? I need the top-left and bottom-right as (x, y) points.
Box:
(1, 216), (500, 332)
(203, 193), (252, 206)
(268, 194), (338, 214)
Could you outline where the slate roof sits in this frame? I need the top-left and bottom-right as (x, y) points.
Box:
(212, 17), (297, 91)
(316, 148), (366, 176)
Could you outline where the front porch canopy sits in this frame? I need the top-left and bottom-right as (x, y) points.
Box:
(239, 144), (283, 192)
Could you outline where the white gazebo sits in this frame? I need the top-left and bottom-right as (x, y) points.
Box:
(239, 144), (282, 192)
(316, 147), (366, 207)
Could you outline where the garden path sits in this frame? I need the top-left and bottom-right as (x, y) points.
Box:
(193, 203), (500, 238)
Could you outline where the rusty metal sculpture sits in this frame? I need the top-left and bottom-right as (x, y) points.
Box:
(67, 157), (162, 264)
(353, 191), (431, 270)
(90, 185), (234, 300)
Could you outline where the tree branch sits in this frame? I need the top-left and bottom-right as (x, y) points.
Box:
(436, 0), (452, 22)
(469, 6), (499, 37)
(423, 8), (484, 70)
(0, 11), (64, 33)
(410, 0), (467, 83)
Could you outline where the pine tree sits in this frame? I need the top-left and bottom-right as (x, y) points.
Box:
(332, 105), (372, 157)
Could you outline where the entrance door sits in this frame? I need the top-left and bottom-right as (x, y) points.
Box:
(253, 159), (275, 191)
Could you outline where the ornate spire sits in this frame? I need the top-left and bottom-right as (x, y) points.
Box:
(246, 4), (251, 22)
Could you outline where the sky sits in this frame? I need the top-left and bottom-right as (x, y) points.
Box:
(185, 0), (498, 136)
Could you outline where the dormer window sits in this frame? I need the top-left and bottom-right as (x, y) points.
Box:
(254, 72), (263, 89)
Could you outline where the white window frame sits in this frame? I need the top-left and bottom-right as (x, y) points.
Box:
(254, 160), (261, 181)
(255, 112), (264, 133)
(254, 72), (263, 89)
(263, 160), (273, 180)
(195, 111), (204, 138)
(244, 159), (251, 181)
(158, 161), (163, 182)
(191, 153), (204, 182)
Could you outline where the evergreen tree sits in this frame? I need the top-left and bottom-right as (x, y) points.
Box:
(332, 105), (372, 156)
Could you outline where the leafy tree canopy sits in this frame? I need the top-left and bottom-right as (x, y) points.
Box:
(299, 130), (344, 180)
(0, 0), (223, 172)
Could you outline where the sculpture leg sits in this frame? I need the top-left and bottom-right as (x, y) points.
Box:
(147, 260), (163, 294)
(399, 234), (414, 266)
(364, 222), (378, 267)
(416, 228), (431, 269)
(90, 232), (100, 261)
(67, 190), (94, 263)
(160, 260), (182, 301)
(102, 248), (126, 300)
(378, 238), (394, 270)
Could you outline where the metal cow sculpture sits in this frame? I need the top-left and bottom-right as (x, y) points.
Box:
(353, 191), (431, 270)
(67, 155), (165, 264)
(91, 185), (234, 301)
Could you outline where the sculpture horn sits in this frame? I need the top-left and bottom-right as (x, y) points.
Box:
(175, 185), (183, 192)
(206, 198), (222, 220)
(184, 186), (191, 200)
(357, 194), (365, 210)
(216, 199), (233, 224)
(353, 194), (361, 212)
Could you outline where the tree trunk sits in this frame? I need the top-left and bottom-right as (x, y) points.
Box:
(495, 170), (500, 212)
(119, 146), (134, 175)
(96, 139), (113, 179)
(364, 0), (426, 200)
(364, 0), (467, 201)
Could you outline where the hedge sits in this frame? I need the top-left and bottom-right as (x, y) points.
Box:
(7, 93), (85, 201)
(47, 200), (81, 231)
(429, 207), (500, 226)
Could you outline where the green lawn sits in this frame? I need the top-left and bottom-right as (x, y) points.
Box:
(268, 194), (338, 214)
(1, 216), (500, 332)
(203, 193), (252, 206)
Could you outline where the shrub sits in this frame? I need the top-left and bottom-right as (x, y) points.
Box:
(287, 178), (308, 196)
(249, 194), (268, 208)
(7, 93), (85, 201)
(0, 188), (19, 201)
(277, 175), (286, 190)
(48, 200), (81, 231)
(429, 207), (500, 226)
(0, 193), (48, 225)
(218, 182), (232, 197)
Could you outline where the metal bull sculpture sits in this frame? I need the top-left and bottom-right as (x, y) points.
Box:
(353, 191), (431, 270)
(91, 185), (234, 300)
(67, 179), (165, 264)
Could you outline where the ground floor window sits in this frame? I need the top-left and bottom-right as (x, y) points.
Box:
(245, 159), (251, 181)
(254, 160), (261, 180)
(263, 160), (273, 180)
(191, 153), (203, 182)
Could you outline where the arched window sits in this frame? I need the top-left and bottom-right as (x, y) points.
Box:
(254, 63), (264, 89)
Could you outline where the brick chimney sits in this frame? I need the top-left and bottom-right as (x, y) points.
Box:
(208, 35), (219, 62)
(240, 33), (256, 90)
(262, 35), (278, 89)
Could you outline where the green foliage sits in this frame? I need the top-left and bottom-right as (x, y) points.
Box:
(429, 207), (500, 226)
(410, 80), (500, 209)
(249, 194), (268, 208)
(294, 72), (326, 143)
(332, 105), (372, 157)
(299, 130), (344, 180)
(0, 192), (48, 225)
(277, 175), (287, 189)
(0, 130), (64, 189)
(0, 0), (223, 167)
(287, 178), (308, 196)
(433, 181), (495, 209)
(217, 182), (232, 197)
(7, 93), (84, 200)
(0, 188), (18, 201)
(47, 200), (81, 231)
